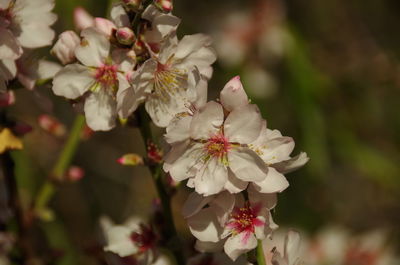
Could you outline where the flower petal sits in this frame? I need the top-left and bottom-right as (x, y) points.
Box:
(272, 152), (309, 174)
(194, 158), (228, 196)
(195, 240), (224, 253)
(0, 28), (22, 60)
(182, 192), (213, 218)
(220, 76), (248, 111)
(52, 64), (94, 99)
(228, 147), (269, 182)
(209, 191), (235, 225)
(84, 91), (117, 131)
(224, 233), (257, 261)
(187, 208), (222, 243)
(75, 27), (110, 67)
(224, 105), (263, 144)
(165, 114), (192, 144)
(251, 167), (289, 194)
(224, 169), (248, 193)
(110, 3), (130, 27)
(167, 142), (203, 181)
(190, 101), (223, 140)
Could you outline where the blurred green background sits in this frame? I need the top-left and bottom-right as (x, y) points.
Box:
(7, 0), (400, 264)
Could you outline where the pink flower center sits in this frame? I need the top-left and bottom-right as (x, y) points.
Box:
(130, 224), (157, 253)
(95, 64), (118, 88)
(226, 202), (264, 236)
(204, 133), (231, 159)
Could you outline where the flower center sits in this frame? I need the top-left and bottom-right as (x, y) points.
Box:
(205, 133), (231, 159)
(153, 62), (187, 103)
(227, 202), (264, 235)
(95, 64), (118, 90)
(130, 224), (157, 253)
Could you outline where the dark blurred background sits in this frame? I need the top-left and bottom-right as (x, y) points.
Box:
(7, 0), (400, 264)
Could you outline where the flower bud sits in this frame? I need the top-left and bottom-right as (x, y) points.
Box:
(147, 141), (163, 164)
(51, 31), (80, 65)
(66, 166), (85, 181)
(154, 0), (173, 12)
(0, 90), (15, 107)
(38, 114), (66, 137)
(117, 153), (144, 166)
(116, 27), (135, 45)
(73, 7), (94, 31)
(94, 18), (116, 37)
(123, 0), (142, 11)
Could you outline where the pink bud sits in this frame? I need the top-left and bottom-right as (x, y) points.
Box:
(147, 141), (163, 164)
(0, 91), (15, 107)
(154, 0), (173, 12)
(117, 153), (144, 166)
(38, 114), (66, 137)
(116, 27), (135, 45)
(123, 0), (142, 10)
(51, 31), (80, 65)
(73, 7), (94, 31)
(66, 166), (85, 181)
(94, 18), (116, 37)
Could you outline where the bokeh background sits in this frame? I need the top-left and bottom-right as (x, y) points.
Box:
(6, 0), (400, 264)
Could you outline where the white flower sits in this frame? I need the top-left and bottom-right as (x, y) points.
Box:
(270, 230), (303, 265)
(184, 187), (278, 261)
(117, 32), (215, 127)
(0, 0), (56, 60)
(52, 27), (135, 131)
(101, 216), (157, 260)
(164, 76), (297, 196)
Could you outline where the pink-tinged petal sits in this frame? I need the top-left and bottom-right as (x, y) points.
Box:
(187, 208), (222, 243)
(51, 31), (80, 65)
(224, 169), (248, 193)
(167, 142), (203, 181)
(220, 76), (248, 111)
(224, 233), (257, 261)
(110, 3), (130, 28)
(116, 59), (156, 119)
(75, 28), (110, 67)
(182, 192), (213, 218)
(224, 105), (263, 144)
(0, 28), (22, 60)
(194, 158), (228, 196)
(209, 191), (235, 226)
(190, 101), (223, 140)
(52, 64), (94, 99)
(272, 152), (309, 174)
(228, 147), (269, 182)
(73, 7), (94, 31)
(94, 18), (116, 37)
(165, 115), (192, 144)
(84, 91), (117, 131)
(195, 240), (224, 253)
(252, 167), (289, 194)
(253, 218), (265, 227)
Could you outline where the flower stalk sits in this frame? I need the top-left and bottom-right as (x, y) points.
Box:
(256, 240), (266, 265)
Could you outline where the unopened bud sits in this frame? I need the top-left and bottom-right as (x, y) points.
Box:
(123, 0), (142, 10)
(154, 0), (173, 12)
(73, 7), (94, 31)
(147, 141), (163, 164)
(66, 166), (85, 181)
(116, 27), (135, 45)
(117, 153), (144, 166)
(51, 31), (80, 64)
(38, 114), (66, 137)
(0, 90), (15, 107)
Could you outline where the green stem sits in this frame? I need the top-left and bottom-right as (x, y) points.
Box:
(137, 106), (185, 265)
(34, 115), (86, 211)
(256, 240), (266, 265)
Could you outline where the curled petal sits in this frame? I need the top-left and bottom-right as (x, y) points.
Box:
(220, 76), (248, 111)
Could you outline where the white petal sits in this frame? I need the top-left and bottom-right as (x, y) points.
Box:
(167, 142), (203, 181)
(190, 101), (223, 140)
(195, 240), (224, 253)
(220, 76), (248, 111)
(163, 140), (190, 172)
(186, 66), (208, 109)
(187, 208), (222, 243)
(224, 233), (257, 261)
(84, 91), (117, 131)
(73, 7), (94, 30)
(17, 24), (55, 49)
(75, 28), (110, 67)
(209, 191), (235, 226)
(251, 167), (289, 194)
(103, 226), (138, 257)
(143, 5), (180, 44)
(165, 114), (192, 144)
(0, 59), (17, 80)
(37, 60), (62, 80)
(224, 105), (263, 144)
(182, 192), (213, 218)
(0, 28), (22, 60)
(272, 152), (309, 174)
(110, 4), (130, 27)
(51, 31), (80, 65)
(248, 186), (277, 210)
(284, 230), (301, 265)
(52, 64), (94, 99)
(174, 34), (212, 61)
(228, 147), (269, 182)
(112, 48), (136, 73)
(194, 158), (228, 196)
(224, 169), (248, 193)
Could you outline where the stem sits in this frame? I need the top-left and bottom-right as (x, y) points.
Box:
(131, 0), (153, 35)
(34, 115), (86, 211)
(256, 240), (266, 265)
(137, 106), (185, 265)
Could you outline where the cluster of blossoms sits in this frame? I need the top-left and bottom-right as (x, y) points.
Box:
(49, 0), (308, 264)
